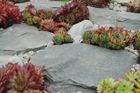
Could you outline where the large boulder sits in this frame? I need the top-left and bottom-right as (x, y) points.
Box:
(31, 43), (136, 92)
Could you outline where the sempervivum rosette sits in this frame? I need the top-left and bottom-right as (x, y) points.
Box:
(0, 1), (21, 28)
(54, 0), (89, 25)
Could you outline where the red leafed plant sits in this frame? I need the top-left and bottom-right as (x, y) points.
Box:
(0, 1), (21, 28)
(22, 4), (55, 27)
(54, 0), (89, 25)
(0, 63), (16, 93)
(0, 62), (49, 93)
(40, 19), (69, 33)
(82, 0), (111, 8)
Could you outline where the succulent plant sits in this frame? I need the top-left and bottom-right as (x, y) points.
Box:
(54, 0), (89, 25)
(83, 27), (135, 49)
(0, 62), (48, 93)
(0, 63), (17, 93)
(40, 19), (69, 33)
(133, 30), (140, 50)
(9, 63), (45, 92)
(115, 80), (134, 93)
(127, 0), (140, 13)
(75, 0), (111, 8)
(22, 5), (55, 27)
(53, 30), (73, 45)
(125, 65), (140, 93)
(82, 31), (93, 44)
(0, 1), (21, 28)
(97, 78), (115, 93)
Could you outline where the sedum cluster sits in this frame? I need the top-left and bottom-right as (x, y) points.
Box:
(82, 27), (135, 49)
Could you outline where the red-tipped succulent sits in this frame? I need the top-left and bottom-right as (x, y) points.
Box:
(0, 62), (47, 93)
(54, 0), (89, 25)
(40, 19), (69, 33)
(73, 0), (111, 8)
(0, 1), (21, 28)
(22, 4), (55, 27)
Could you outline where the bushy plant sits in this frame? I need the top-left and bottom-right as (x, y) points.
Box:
(133, 30), (140, 50)
(53, 29), (73, 45)
(127, 0), (140, 13)
(83, 27), (135, 49)
(40, 19), (69, 33)
(0, 1), (21, 28)
(97, 78), (115, 93)
(54, 0), (89, 25)
(97, 64), (140, 93)
(115, 80), (134, 93)
(73, 0), (111, 8)
(22, 4), (55, 27)
(0, 62), (49, 93)
(22, 4), (69, 33)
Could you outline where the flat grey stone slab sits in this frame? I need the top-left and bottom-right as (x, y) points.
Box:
(88, 7), (140, 30)
(16, 1), (65, 11)
(31, 43), (136, 89)
(0, 23), (53, 55)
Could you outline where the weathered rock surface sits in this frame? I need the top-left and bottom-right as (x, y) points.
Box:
(0, 23), (53, 55)
(31, 43), (136, 92)
(88, 7), (140, 30)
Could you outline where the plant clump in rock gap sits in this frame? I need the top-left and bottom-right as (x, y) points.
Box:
(0, 1), (21, 28)
(22, 4), (69, 33)
(127, 0), (140, 13)
(97, 64), (140, 93)
(0, 62), (50, 93)
(133, 30), (140, 50)
(74, 0), (111, 8)
(82, 27), (135, 49)
(53, 28), (73, 45)
(54, 0), (89, 25)
(22, 4), (55, 27)
(40, 19), (70, 33)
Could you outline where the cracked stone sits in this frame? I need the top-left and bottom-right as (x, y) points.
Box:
(0, 23), (53, 55)
(31, 43), (136, 92)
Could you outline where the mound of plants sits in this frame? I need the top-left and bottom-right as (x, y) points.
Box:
(97, 64), (140, 93)
(82, 27), (135, 49)
(54, 0), (89, 25)
(0, 62), (49, 93)
(133, 30), (140, 50)
(40, 19), (69, 33)
(0, 1), (21, 28)
(73, 0), (111, 8)
(127, 0), (140, 13)
(22, 4), (55, 27)
(53, 29), (73, 45)
(22, 4), (69, 33)
(1, 0), (30, 3)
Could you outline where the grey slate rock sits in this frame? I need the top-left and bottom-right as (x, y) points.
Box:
(31, 43), (136, 90)
(0, 23), (53, 55)
(88, 7), (140, 30)
(50, 83), (96, 93)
